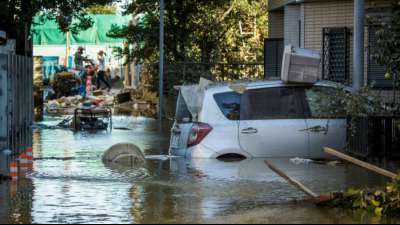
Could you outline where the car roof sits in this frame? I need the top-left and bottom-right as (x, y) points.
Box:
(204, 80), (352, 94)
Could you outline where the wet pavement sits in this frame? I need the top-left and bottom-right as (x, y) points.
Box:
(0, 116), (400, 224)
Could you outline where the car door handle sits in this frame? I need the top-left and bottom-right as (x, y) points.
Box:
(300, 126), (328, 133)
(241, 128), (258, 134)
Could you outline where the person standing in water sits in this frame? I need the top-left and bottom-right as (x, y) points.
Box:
(97, 50), (111, 91)
(74, 47), (90, 96)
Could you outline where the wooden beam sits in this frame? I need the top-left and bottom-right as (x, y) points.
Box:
(265, 160), (319, 199)
(324, 147), (397, 179)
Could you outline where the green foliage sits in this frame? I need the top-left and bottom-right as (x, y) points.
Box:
(369, 0), (400, 98)
(325, 177), (400, 218)
(108, 0), (269, 93)
(314, 84), (384, 117)
(0, 0), (116, 43)
(86, 4), (117, 15)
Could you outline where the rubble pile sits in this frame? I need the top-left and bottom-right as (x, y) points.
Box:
(44, 87), (158, 118)
(45, 91), (115, 115)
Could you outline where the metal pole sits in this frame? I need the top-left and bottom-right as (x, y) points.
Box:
(65, 31), (70, 67)
(353, 0), (365, 90)
(159, 0), (165, 121)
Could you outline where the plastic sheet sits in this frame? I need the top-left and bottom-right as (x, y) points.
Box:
(179, 78), (212, 120)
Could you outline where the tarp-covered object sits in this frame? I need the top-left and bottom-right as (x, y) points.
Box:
(32, 15), (131, 45)
(180, 78), (213, 120)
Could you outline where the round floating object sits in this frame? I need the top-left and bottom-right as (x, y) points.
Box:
(102, 143), (146, 168)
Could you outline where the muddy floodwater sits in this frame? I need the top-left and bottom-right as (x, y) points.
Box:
(1, 116), (400, 224)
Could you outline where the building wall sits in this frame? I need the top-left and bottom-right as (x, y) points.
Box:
(303, 0), (354, 51)
(269, 0), (296, 11)
(268, 10), (284, 38)
(303, 0), (392, 51)
(302, 0), (391, 84)
(284, 5), (302, 47)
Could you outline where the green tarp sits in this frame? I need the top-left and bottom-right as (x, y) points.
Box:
(32, 15), (131, 45)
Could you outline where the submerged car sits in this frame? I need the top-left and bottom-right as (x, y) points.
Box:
(169, 80), (348, 159)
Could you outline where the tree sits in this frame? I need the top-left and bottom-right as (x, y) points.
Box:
(0, 0), (115, 55)
(109, 0), (268, 92)
(87, 4), (117, 15)
(372, 0), (400, 105)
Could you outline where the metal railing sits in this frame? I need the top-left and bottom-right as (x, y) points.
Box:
(347, 116), (400, 158)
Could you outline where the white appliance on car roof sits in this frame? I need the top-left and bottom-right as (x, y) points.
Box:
(281, 45), (321, 84)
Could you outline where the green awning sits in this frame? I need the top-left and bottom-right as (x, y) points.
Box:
(32, 15), (131, 45)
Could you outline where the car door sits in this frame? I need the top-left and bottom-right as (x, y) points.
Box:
(239, 87), (310, 158)
(303, 86), (347, 158)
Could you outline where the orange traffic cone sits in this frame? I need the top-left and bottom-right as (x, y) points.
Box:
(9, 161), (18, 180)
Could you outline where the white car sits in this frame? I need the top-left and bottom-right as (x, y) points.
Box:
(169, 80), (347, 159)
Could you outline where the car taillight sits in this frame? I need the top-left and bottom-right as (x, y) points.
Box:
(188, 123), (213, 147)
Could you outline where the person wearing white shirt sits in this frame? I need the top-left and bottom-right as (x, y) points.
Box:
(96, 50), (111, 91)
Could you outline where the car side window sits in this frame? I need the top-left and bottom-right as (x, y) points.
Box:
(241, 87), (307, 120)
(304, 86), (346, 118)
(214, 92), (241, 120)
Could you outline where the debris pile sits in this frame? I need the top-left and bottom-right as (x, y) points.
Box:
(44, 88), (158, 118)
(52, 72), (80, 98)
(45, 93), (114, 115)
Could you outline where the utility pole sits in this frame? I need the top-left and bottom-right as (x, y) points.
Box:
(65, 31), (70, 68)
(158, 0), (165, 121)
(353, 0), (365, 90)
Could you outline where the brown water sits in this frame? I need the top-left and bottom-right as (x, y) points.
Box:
(0, 116), (399, 224)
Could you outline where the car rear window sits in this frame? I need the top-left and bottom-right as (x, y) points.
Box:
(214, 92), (241, 120)
(175, 93), (193, 123)
(241, 87), (307, 120)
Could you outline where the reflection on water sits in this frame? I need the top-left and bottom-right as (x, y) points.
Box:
(0, 116), (399, 224)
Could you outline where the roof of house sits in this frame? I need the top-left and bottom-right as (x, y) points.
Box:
(269, 0), (333, 11)
(269, 0), (298, 11)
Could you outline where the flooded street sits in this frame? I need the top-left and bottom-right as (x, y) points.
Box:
(0, 116), (399, 224)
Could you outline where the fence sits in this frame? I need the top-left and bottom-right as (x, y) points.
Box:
(347, 116), (400, 158)
(0, 54), (33, 160)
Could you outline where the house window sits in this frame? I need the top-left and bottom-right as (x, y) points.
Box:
(322, 27), (352, 83)
(368, 26), (392, 89)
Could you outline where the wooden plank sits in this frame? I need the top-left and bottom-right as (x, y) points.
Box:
(324, 147), (397, 179)
(265, 160), (319, 199)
